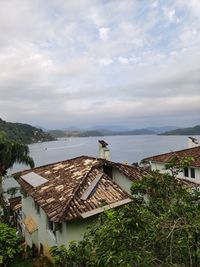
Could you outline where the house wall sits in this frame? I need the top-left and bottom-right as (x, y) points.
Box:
(63, 217), (96, 246)
(112, 168), (133, 195)
(22, 195), (97, 257)
(150, 161), (200, 184)
(22, 195), (57, 253)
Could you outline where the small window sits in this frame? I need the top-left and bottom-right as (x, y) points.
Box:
(47, 217), (55, 232)
(34, 202), (40, 214)
(190, 168), (195, 178)
(40, 243), (44, 255)
(184, 167), (188, 177)
(103, 165), (113, 179)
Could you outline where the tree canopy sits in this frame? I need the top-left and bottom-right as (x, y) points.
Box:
(51, 168), (200, 267)
(0, 131), (34, 208)
(0, 223), (22, 266)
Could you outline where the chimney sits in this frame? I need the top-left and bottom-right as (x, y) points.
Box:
(188, 137), (198, 148)
(98, 140), (110, 160)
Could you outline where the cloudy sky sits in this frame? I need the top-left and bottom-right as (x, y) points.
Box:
(0, 0), (200, 129)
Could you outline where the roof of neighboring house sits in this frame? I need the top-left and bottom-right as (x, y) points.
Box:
(178, 178), (200, 188)
(143, 146), (200, 167)
(16, 156), (146, 223)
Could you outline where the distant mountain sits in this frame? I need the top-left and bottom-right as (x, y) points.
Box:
(160, 125), (200, 135)
(115, 129), (155, 135)
(147, 126), (178, 134)
(89, 125), (131, 132)
(48, 128), (155, 138)
(0, 118), (55, 144)
(48, 130), (66, 138)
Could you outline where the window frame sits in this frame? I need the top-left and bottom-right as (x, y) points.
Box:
(190, 168), (195, 179)
(34, 202), (40, 215)
(184, 167), (189, 177)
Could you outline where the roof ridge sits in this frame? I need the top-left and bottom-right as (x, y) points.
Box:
(143, 146), (200, 161)
(14, 155), (97, 176)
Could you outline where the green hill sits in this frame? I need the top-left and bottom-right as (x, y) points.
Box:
(0, 118), (55, 144)
(160, 125), (200, 135)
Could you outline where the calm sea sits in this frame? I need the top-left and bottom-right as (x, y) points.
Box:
(5, 135), (200, 190)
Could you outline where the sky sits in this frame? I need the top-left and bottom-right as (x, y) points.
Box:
(0, 0), (200, 130)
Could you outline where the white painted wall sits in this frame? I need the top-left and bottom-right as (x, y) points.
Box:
(22, 195), (97, 257)
(112, 168), (133, 195)
(150, 161), (200, 184)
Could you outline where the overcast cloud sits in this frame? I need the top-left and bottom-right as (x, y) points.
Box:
(0, 0), (200, 129)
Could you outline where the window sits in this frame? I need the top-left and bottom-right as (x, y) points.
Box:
(184, 167), (188, 177)
(47, 218), (54, 231)
(103, 165), (113, 178)
(190, 168), (195, 178)
(34, 202), (40, 214)
(40, 243), (44, 255)
(47, 217), (56, 241)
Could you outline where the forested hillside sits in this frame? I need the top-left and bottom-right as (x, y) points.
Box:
(0, 118), (55, 144)
(160, 125), (200, 135)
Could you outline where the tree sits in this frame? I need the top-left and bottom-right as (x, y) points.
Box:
(0, 223), (22, 266)
(0, 131), (34, 209)
(51, 162), (200, 267)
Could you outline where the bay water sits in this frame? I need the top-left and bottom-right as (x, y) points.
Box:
(5, 135), (200, 190)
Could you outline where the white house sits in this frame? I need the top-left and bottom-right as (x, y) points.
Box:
(143, 137), (200, 186)
(15, 141), (146, 258)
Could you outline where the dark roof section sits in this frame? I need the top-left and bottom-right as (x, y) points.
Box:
(143, 146), (200, 167)
(9, 196), (21, 210)
(188, 137), (198, 144)
(98, 140), (108, 147)
(16, 156), (146, 222)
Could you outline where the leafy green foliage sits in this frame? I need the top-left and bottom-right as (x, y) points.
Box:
(0, 132), (34, 208)
(51, 167), (200, 267)
(164, 156), (194, 176)
(0, 223), (22, 266)
(0, 118), (55, 144)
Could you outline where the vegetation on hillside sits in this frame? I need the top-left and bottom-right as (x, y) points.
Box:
(0, 118), (55, 144)
(0, 132), (34, 210)
(51, 163), (200, 267)
(160, 125), (200, 135)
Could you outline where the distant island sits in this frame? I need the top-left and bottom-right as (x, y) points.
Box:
(48, 128), (157, 138)
(160, 125), (200, 135)
(0, 118), (55, 144)
(49, 125), (200, 138)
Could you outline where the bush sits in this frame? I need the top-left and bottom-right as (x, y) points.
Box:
(0, 223), (22, 266)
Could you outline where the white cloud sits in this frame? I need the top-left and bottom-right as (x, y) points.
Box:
(0, 0), (199, 128)
(118, 57), (129, 64)
(99, 58), (113, 66)
(99, 27), (110, 41)
(152, 2), (158, 8)
(163, 7), (180, 23)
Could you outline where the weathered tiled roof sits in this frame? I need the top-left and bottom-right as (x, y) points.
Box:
(16, 156), (145, 222)
(9, 196), (21, 210)
(143, 146), (200, 167)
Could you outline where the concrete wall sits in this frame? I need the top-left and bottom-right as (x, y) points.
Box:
(22, 195), (97, 257)
(112, 168), (133, 195)
(150, 161), (200, 184)
(22, 195), (57, 254)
